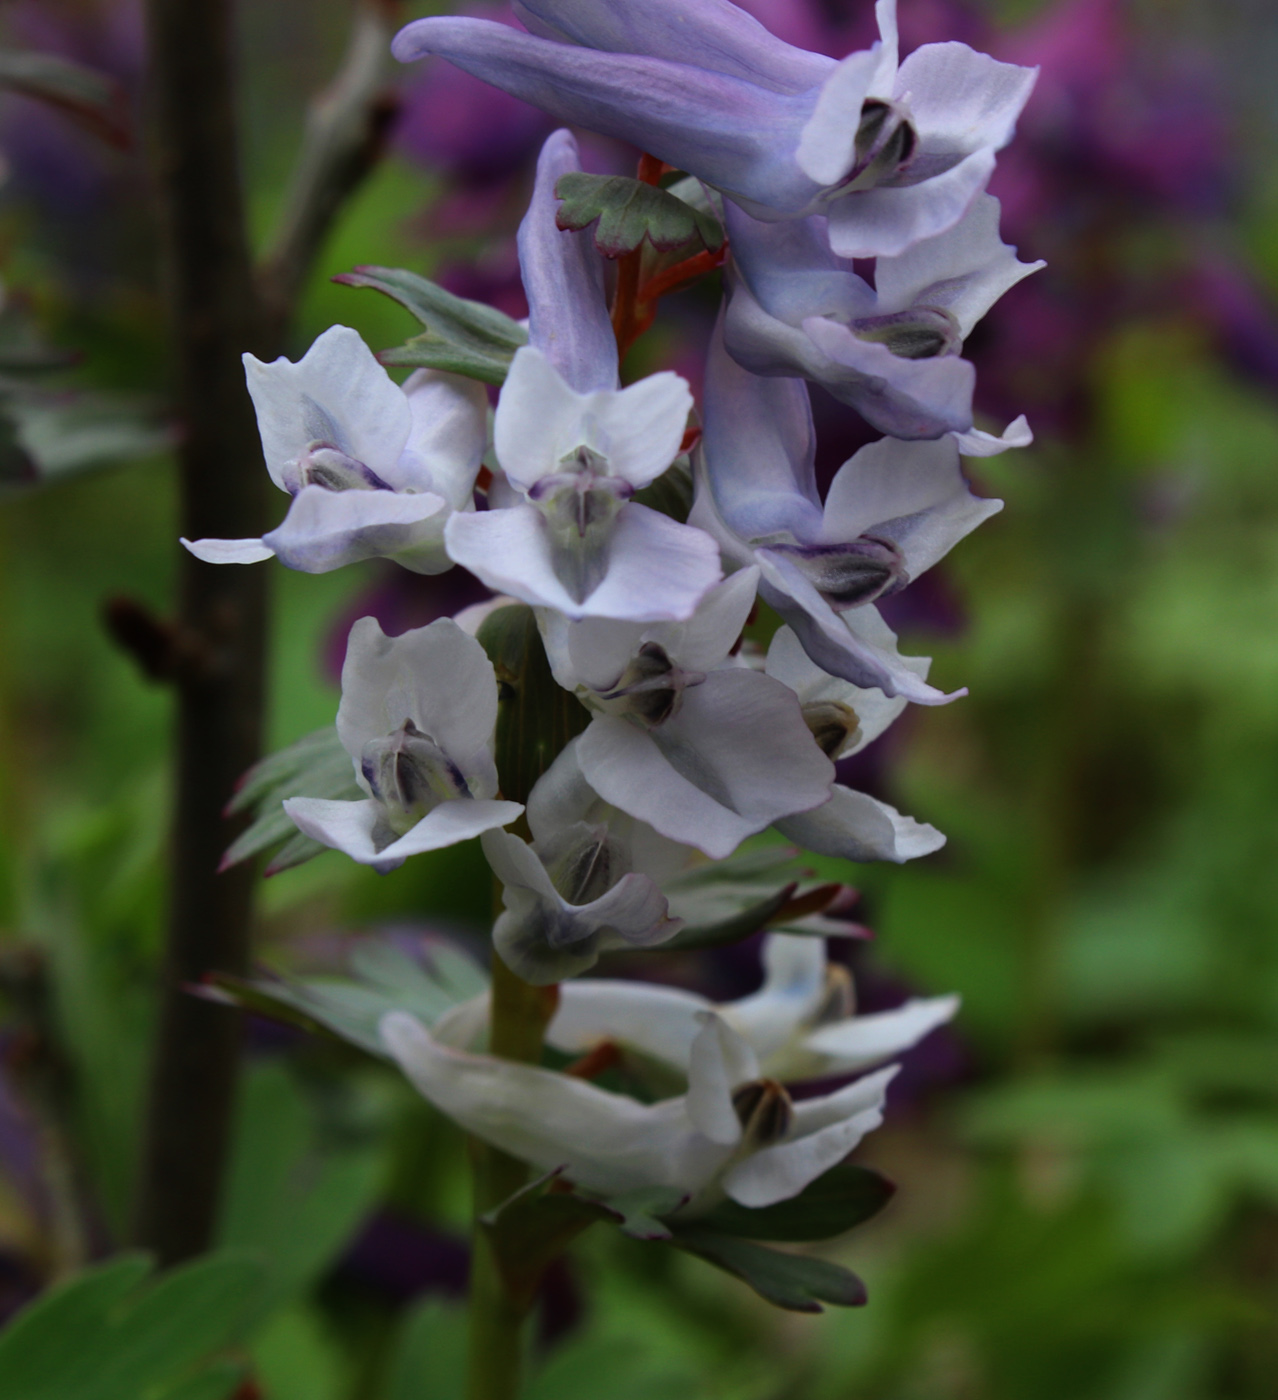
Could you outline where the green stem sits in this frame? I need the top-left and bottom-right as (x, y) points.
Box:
(466, 604), (586, 1400)
(465, 957), (556, 1400)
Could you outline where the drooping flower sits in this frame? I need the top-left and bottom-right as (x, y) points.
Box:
(764, 625), (945, 862)
(544, 931), (958, 1084)
(443, 130), (722, 622)
(382, 1004), (896, 1210)
(183, 326), (487, 574)
(723, 194), (1042, 440)
(391, 0), (1036, 259)
(283, 617), (524, 873)
(691, 319), (1001, 700)
(538, 570), (835, 859)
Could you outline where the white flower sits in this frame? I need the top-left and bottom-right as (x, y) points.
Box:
(545, 932), (958, 1086)
(283, 617), (523, 873)
(538, 570), (835, 859)
(183, 327), (486, 574)
(765, 625), (946, 863)
(381, 1004), (896, 1211)
(443, 131), (721, 622)
(723, 194), (1042, 441)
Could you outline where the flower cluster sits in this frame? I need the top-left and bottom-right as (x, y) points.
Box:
(207, 0), (1039, 1244)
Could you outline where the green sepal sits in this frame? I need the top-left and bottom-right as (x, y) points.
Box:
(666, 1228), (867, 1313)
(335, 264), (528, 385)
(554, 173), (724, 259)
(693, 1163), (895, 1242)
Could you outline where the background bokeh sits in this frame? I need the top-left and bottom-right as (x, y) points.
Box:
(1, 0), (1277, 1395)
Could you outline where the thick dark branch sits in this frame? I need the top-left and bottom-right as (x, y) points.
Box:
(134, 0), (267, 1266)
(256, 1), (401, 344)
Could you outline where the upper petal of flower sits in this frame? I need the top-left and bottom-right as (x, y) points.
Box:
(775, 784), (946, 863)
(804, 995), (959, 1076)
(336, 617), (502, 792)
(244, 325), (412, 493)
(519, 129), (617, 394)
(399, 368), (489, 505)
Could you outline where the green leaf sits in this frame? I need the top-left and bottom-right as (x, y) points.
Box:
(385, 1299), (468, 1400)
(222, 726), (361, 874)
(218, 1064), (387, 1317)
(206, 935), (487, 1058)
(159, 1359), (246, 1400)
(667, 1228), (867, 1313)
(693, 1163), (894, 1242)
(554, 174), (724, 258)
(480, 1172), (615, 1310)
(335, 265), (528, 385)
(0, 1252), (262, 1400)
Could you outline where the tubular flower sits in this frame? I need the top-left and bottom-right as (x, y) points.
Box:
(537, 570), (835, 859)
(283, 617), (524, 873)
(443, 130), (722, 621)
(545, 932), (958, 1085)
(184, 326), (487, 574)
(382, 1004), (897, 1211)
(692, 318), (1001, 700)
(723, 194), (1042, 440)
(391, 0), (1036, 258)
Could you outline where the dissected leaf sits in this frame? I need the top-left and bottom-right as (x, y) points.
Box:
(336, 265), (528, 385)
(693, 1163), (895, 1242)
(667, 1228), (867, 1313)
(222, 726), (360, 873)
(481, 1172), (616, 1311)
(554, 174), (724, 259)
(205, 935), (487, 1058)
(0, 49), (130, 147)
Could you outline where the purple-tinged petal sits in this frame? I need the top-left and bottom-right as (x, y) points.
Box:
(391, 19), (822, 213)
(825, 146), (996, 259)
(259, 484), (451, 575)
(895, 42), (1037, 157)
(954, 415), (1031, 456)
(775, 784), (945, 862)
(702, 315), (823, 539)
(512, 0), (833, 95)
(284, 795), (523, 874)
(518, 129), (616, 394)
(795, 47), (881, 186)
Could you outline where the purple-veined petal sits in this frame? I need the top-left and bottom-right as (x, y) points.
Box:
(181, 536), (274, 565)
(258, 484), (451, 575)
(244, 325), (412, 492)
(775, 784), (945, 862)
(519, 129), (617, 394)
